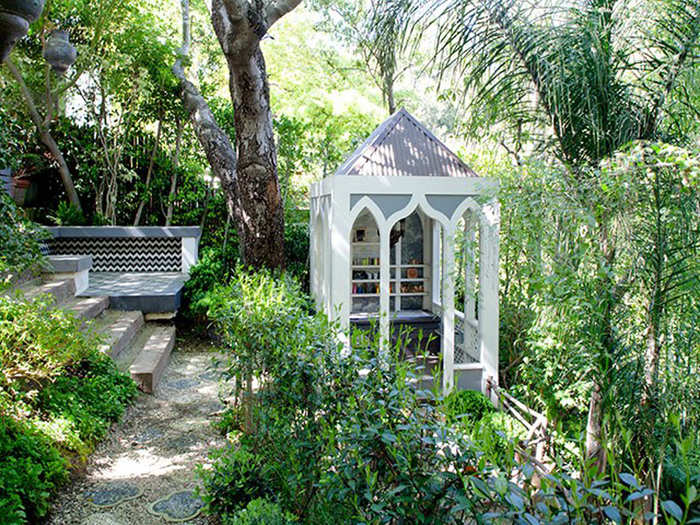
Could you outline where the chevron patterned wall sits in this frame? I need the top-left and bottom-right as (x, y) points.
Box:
(48, 237), (182, 272)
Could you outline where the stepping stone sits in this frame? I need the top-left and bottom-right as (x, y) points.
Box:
(162, 377), (200, 391)
(81, 512), (125, 525)
(148, 490), (204, 522)
(131, 427), (164, 445)
(84, 481), (143, 508)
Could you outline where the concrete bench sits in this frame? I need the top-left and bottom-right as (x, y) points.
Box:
(43, 227), (201, 314)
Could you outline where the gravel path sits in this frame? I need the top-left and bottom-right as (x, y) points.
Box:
(49, 338), (226, 525)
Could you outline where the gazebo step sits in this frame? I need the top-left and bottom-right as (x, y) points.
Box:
(22, 278), (76, 305)
(95, 310), (144, 359)
(65, 296), (110, 322)
(129, 325), (175, 393)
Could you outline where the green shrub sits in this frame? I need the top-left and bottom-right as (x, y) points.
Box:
(0, 417), (67, 523)
(200, 443), (274, 517)
(203, 271), (677, 524)
(442, 389), (495, 425)
(284, 223), (309, 288)
(182, 247), (230, 325)
(0, 192), (48, 286)
(36, 355), (137, 456)
(49, 202), (87, 226)
(0, 295), (137, 522)
(224, 498), (297, 525)
(0, 295), (99, 385)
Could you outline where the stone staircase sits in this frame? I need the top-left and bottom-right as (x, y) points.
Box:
(11, 274), (175, 393)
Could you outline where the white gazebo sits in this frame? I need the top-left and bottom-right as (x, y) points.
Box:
(310, 109), (500, 395)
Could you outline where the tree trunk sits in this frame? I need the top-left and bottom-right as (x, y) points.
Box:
(210, 0), (301, 269)
(172, 0), (242, 243)
(585, 379), (606, 472)
(165, 117), (184, 226)
(225, 47), (285, 269)
(5, 59), (82, 211)
(134, 117), (162, 226)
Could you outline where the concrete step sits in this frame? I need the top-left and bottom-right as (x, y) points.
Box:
(95, 310), (144, 359)
(129, 325), (176, 393)
(64, 296), (110, 323)
(22, 278), (76, 305)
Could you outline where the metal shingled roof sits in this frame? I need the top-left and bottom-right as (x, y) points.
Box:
(334, 108), (478, 178)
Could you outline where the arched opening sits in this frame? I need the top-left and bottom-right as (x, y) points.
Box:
(350, 208), (381, 314)
(455, 210), (480, 365)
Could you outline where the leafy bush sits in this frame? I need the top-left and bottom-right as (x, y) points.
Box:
(0, 295), (137, 522)
(0, 417), (67, 523)
(0, 295), (99, 385)
(0, 192), (48, 285)
(200, 443), (273, 517)
(284, 223), (309, 288)
(48, 202), (87, 226)
(202, 270), (690, 524)
(442, 388), (495, 425)
(224, 498), (297, 525)
(182, 247), (230, 325)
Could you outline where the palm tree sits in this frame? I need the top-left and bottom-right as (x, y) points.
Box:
(379, 0), (700, 466)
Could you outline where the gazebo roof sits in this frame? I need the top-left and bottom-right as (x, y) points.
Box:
(335, 108), (478, 178)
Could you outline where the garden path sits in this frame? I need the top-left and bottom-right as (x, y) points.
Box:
(48, 337), (225, 525)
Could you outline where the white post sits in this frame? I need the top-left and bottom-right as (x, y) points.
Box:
(181, 237), (199, 273)
(431, 220), (441, 308)
(463, 211), (477, 363)
(379, 223), (391, 355)
(479, 201), (500, 398)
(422, 212), (432, 310)
(441, 225), (456, 393)
(463, 211), (476, 320)
(309, 200), (317, 307)
(330, 192), (351, 341)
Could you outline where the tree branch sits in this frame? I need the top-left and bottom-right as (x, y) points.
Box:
(173, 0), (240, 221)
(264, 0), (303, 28)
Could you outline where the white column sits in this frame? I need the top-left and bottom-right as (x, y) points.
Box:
(330, 193), (351, 341)
(309, 201), (317, 307)
(379, 223), (391, 355)
(462, 211), (477, 363)
(463, 211), (476, 320)
(421, 212), (432, 310)
(479, 201), (500, 398)
(431, 220), (441, 308)
(441, 225), (456, 393)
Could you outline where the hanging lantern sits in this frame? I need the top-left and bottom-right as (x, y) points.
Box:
(43, 29), (76, 75)
(0, 0), (45, 62)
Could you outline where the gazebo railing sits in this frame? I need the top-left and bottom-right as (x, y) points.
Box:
(432, 301), (480, 364)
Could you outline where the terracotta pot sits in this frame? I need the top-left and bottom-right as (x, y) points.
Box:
(0, 0), (45, 62)
(43, 30), (76, 75)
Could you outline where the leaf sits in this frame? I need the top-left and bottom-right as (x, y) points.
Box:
(506, 491), (525, 512)
(603, 505), (621, 524)
(662, 500), (683, 521)
(626, 491), (646, 503)
(619, 472), (640, 489)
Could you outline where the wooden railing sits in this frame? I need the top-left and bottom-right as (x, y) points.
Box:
(486, 377), (552, 475)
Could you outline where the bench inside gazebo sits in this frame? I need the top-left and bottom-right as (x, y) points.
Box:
(45, 226), (200, 315)
(310, 109), (500, 396)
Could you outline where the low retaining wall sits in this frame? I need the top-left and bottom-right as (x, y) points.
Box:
(44, 227), (201, 273)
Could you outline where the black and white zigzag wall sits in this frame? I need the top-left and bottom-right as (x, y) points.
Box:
(48, 237), (182, 272)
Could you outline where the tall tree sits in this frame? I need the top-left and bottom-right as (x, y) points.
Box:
(174, 0), (299, 269)
(313, 0), (408, 114)
(380, 0), (700, 466)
